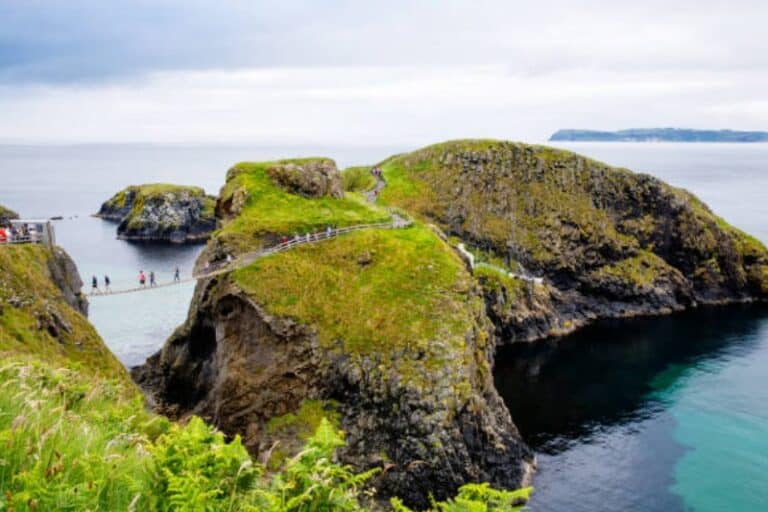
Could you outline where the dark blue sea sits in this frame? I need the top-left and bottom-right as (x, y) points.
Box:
(1, 142), (767, 511)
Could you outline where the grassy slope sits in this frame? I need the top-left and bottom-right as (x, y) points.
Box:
(216, 159), (391, 251)
(378, 139), (768, 292)
(341, 166), (376, 192)
(0, 244), (127, 378)
(234, 225), (479, 390)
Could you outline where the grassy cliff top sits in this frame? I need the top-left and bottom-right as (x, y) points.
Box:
(0, 244), (128, 379)
(377, 139), (768, 295)
(233, 223), (486, 392)
(216, 159), (391, 251)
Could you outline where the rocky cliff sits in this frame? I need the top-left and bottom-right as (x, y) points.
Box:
(0, 238), (126, 378)
(133, 159), (534, 508)
(96, 184), (217, 243)
(378, 140), (768, 342)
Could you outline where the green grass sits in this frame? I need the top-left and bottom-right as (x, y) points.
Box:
(233, 224), (482, 391)
(590, 251), (670, 287)
(217, 160), (391, 252)
(0, 358), (529, 511)
(0, 244), (128, 379)
(341, 166), (376, 193)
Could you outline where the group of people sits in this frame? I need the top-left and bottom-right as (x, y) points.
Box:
(370, 166), (383, 178)
(89, 266), (182, 294)
(0, 224), (39, 244)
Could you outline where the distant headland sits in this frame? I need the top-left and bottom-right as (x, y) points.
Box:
(550, 128), (768, 142)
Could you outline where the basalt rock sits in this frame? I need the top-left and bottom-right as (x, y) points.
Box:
(133, 158), (534, 508)
(266, 159), (343, 199)
(380, 140), (768, 342)
(133, 273), (533, 509)
(96, 185), (217, 243)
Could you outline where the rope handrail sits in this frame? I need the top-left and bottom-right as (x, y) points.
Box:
(88, 214), (412, 297)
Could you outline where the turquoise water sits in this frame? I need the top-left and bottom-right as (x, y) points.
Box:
(1, 142), (767, 510)
(496, 142), (768, 511)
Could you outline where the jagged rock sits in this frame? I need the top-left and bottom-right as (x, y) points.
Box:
(96, 185), (217, 243)
(47, 247), (89, 316)
(133, 277), (533, 509)
(133, 158), (534, 509)
(266, 159), (343, 198)
(381, 140), (768, 342)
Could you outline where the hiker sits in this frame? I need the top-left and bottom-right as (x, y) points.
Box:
(203, 261), (210, 274)
(174, 267), (180, 282)
(282, 235), (289, 245)
(139, 270), (146, 288)
(91, 275), (99, 294)
(226, 254), (233, 264)
(149, 271), (156, 287)
(326, 225), (332, 237)
(104, 275), (111, 293)
(306, 232), (311, 242)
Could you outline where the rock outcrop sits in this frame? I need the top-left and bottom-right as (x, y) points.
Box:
(0, 241), (125, 378)
(133, 159), (534, 508)
(96, 184), (217, 243)
(266, 158), (343, 198)
(378, 140), (768, 342)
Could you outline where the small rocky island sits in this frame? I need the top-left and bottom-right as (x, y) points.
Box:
(134, 141), (768, 508)
(96, 184), (217, 243)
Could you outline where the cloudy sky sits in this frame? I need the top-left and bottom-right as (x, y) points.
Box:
(0, 0), (765, 145)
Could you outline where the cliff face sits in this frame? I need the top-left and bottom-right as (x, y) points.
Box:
(133, 159), (533, 508)
(0, 241), (127, 379)
(379, 140), (768, 342)
(96, 184), (217, 243)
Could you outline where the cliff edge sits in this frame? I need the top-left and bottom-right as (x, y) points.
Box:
(378, 140), (768, 341)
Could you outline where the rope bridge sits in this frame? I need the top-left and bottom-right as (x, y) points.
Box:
(87, 214), (412, 298)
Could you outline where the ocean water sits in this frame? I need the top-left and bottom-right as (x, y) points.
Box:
(1, 142), (767, 511)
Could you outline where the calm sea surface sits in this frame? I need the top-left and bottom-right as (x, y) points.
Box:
(1, 142), (767, 511)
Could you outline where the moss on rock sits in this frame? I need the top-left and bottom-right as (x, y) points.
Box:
(135, 157), (534, 508)
(97, 184), (217, 243)
(377, 139), (768, 341)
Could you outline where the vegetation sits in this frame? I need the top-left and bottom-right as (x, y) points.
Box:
(0, 359), (529, 511)
(217, 159), (391, 252)
(0, 244), (126, 377)
(342, 166), (376, 193)
(391, 484), (533, 512)
(376, 139), (768, 297)
(233, 224), (481, 391)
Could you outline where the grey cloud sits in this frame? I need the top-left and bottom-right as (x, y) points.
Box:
(1, 0), (767, 84)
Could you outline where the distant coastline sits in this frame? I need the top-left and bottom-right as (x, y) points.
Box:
(550, 128), (768, 143)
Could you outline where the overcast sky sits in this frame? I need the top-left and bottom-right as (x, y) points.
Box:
(0, 0), (765, 145)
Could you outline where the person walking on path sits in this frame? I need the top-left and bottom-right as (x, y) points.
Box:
(326, 225), (332, 237)
(149, 271), (156, 287)
(174, 267), (180, 282)
(139, 270), (146, 288)
(104, 275), (111, 293)
(91, 275), (99, 294)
